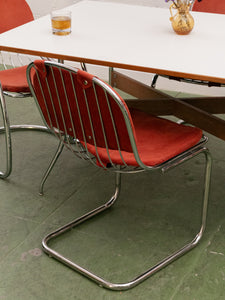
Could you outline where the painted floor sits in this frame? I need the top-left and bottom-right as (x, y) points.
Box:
(0, 93), (224, 300)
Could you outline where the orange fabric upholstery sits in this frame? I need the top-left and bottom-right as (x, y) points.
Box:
(31, 60), (203, 167)
(0, 66), (30, 93)
(31, 60), (135, 153)
(86, 109), (202, 166)
(193, 0), (225, 14)
(0, 0), (34, 93)
(0, 0), (34, 34)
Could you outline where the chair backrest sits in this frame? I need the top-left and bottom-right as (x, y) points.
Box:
(192, 0), (225, 14)
(0, 0), (34, 34)
(27, 60), (138, 169)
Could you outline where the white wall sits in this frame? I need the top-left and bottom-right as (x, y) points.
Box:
(26, 0), (80, 19)
(90, 0), (168, 8)
(27, 0), (169, 19)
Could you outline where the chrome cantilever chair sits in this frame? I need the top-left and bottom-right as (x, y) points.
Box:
(0, 0), (35, 99)
(27, 60), (212, 290)
(0, 0), (50, 179)
(151, 0), (225, 88)
(0, 0), (86, 180)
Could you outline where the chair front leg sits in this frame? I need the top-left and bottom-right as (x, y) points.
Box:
(0, 83), (12, 178)
(41, 172), (121, 285)
(39, 140), (64, 195)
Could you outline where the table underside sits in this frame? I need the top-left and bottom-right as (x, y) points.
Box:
(110, 70), (225, 141)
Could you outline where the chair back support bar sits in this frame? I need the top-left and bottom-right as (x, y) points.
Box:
(27, 60), (143, 171)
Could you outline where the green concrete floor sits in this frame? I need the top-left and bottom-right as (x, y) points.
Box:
(0, 94), (224, 300)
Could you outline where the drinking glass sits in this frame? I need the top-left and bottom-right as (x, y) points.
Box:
(51, 10), (71, 36)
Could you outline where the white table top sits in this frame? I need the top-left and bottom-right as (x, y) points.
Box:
(0, 0), (225, 83)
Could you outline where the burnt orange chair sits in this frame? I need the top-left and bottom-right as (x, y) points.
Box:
(0, 0), (34, 97)
(0, 0), (50, 178)
(0, 0), (85, 180)
(26, 60), (212, 290)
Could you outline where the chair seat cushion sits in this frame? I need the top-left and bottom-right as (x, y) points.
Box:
(0, 65), (30, 93)
(85, 109), (203, 167)
(0, 0), (34, 34)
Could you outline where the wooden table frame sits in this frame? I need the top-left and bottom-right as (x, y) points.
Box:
(110, 70), (225, 140)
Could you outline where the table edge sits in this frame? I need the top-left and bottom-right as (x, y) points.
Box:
(1, 45), (225, 85)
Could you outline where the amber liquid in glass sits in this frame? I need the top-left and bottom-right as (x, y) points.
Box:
(51, 16), (71, 35)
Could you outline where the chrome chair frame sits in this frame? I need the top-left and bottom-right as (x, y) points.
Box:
(0, 3), (53, 178)
(0, 75), (52, 179)
(27, 61), (212, 290)
(0, 51), (52, 98)
(0, 82), (11, 178)
(0, 54), (86, 183)
(0, 81), (52, 178)
(0, 0), (80, 182)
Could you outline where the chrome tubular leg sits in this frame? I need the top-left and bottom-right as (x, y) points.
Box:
(108, 67), (113, 86)
(0, 124), (52, 179)
(42, 147), (211, 291)
(109, 148), (212, 291)
(114, 148), (212, 291)
(42, 172), (121, 282)
(0, 124), (51, 133)
(39, 140), (64, 196)
(80, 62), (87, 71)
(191, 148), (212, 244)
(151, 74), (159, 88)
(0, 84), (12, 178)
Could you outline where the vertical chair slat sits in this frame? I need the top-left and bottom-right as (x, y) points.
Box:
(82, 86), (107, 168)
(34, 67), (55, 131)
(44, 67), (63, 141)
(68, 72), (91, 160)
(92, 82), (113, 167)
(28, 60), (140, 169)
(60, 70), (78, 145)
(51, 67), (69, 138)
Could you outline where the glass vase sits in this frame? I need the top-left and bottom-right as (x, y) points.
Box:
(169, 2), (194, 35)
